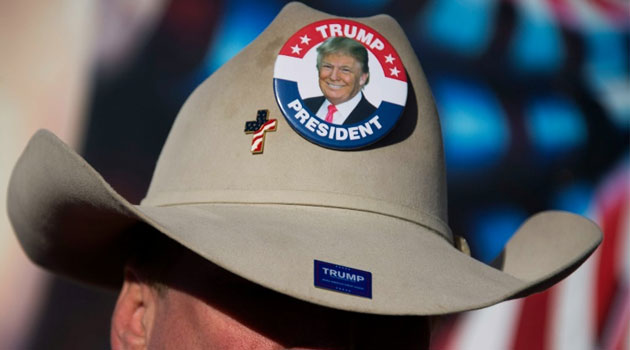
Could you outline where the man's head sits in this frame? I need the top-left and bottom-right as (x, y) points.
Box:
(111, 226), (432, 349)
(316, 37), (369, 105)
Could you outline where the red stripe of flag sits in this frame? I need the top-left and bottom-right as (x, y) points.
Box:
(595, 183), (626, 337)
(512, 289), (553, 350)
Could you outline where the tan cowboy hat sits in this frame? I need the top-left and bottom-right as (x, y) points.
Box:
(7, 2), (601, 315)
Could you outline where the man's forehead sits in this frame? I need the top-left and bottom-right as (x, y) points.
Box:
(142, 242), (431, 348)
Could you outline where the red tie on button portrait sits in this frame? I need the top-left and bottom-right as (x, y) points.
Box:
(325, 104), (337, 123)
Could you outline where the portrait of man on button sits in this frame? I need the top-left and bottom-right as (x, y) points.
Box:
(304, 37), (377, 125)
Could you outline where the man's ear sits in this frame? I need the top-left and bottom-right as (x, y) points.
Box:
(360, 72), (368, 86)
(111, 267), (158, 350)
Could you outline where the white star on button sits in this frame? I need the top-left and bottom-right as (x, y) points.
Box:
(384, 54), (395, 64)
(300, 35), (311, 45)
(389, 67), (400, 77)
(291, 44), (302, 54)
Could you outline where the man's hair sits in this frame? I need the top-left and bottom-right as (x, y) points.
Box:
(316, 37), (370, 85)
(125, 223), (187, 295)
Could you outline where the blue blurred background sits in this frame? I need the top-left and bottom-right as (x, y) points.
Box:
(4, 0), (627, 348)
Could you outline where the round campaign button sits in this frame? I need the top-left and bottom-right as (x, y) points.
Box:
(273, 19), (408, 150)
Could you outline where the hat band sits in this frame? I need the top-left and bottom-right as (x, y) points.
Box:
(141, 190), (452, 243)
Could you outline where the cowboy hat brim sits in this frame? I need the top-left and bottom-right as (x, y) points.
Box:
(8, 129), (602, 315)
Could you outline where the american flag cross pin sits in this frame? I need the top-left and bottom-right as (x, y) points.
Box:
(244, 110), (277, 154)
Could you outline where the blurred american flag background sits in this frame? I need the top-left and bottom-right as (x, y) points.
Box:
(1, 0), (627, 348)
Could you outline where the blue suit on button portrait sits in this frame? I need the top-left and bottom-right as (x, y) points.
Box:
(303, 95), (376, 125)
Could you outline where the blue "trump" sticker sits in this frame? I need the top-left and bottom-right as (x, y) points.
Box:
(314, 260), (372, 298)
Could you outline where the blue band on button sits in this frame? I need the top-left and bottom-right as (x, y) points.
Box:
(314, 260), (372, 298)
(274, 79), (403, 150)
